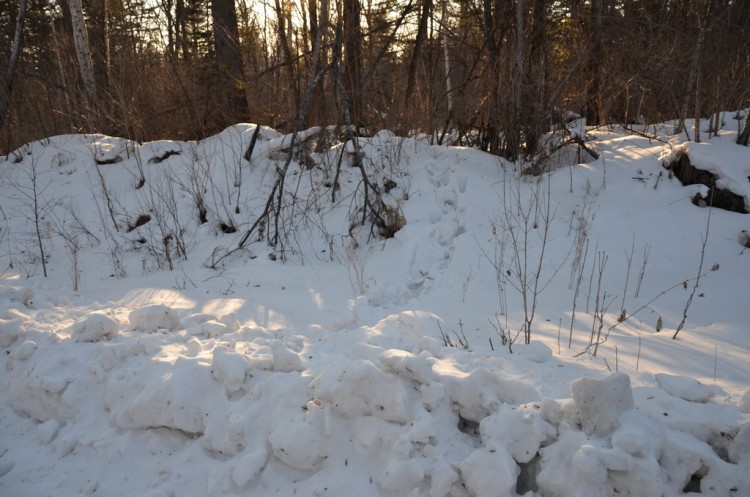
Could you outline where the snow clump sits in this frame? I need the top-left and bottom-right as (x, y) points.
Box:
(67, 311), (120, 342)
(128, 304), (182, 331)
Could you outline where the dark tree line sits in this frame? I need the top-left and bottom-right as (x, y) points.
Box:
(1, 0), (749, 156)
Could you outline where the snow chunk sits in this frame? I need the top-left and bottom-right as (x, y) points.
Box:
(128, 304), (182, 331)
(655, 373), (713, 403)
(448, 367), (541, 422)
(571, 372), (634, 436)
(380, 457), (426, 493)
(268, 406), (328, 471)
(67, 311), (120, 342)
(378, 349), (435, 384)
(11, 340), (37, 360)
(538, 427), (662, 497)
(211, 346), (248, 393)
(0, 315), (26, 347)
(311, 360), (412, 424)
(729, 423), (750, 463)
(231, 449), (268, 487)
(480, 404), (556, 463)
(458, 447), (518, 497)
(522, 340), (553, 363)
(191, 320), (226, 337)
(270, 340), (303, 372)
(0, 285), (34, 306)
(105, 357), (223, 434)
(36, 419), (61, 444)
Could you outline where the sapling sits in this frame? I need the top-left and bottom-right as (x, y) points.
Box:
(633, 243), (650, 299)
(618, 235), (635, 321)
(9, 152), (56, 277)
(499, 169), (558, 344)
(673, 197), (712, 339)
(569, 238), (590, 348)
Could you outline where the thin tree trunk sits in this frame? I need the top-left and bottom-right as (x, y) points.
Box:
(739, 106), (750, 145)
(441, 0), (453, 116)
(274, 0), (299, 121)
(404, 0), (432, 114)
(307, 0), (329, 126)
(525, 0), (545, 157)
(103, 0), (111, 91)
(677, 3), (710, 137)
(585, 0), (603, 125)
(0, 0), (28, 133)
(511, 0), (524, 161)
(483, 0), (501, 154)
(343, 0), (363, 127)
(68, 0), (98, 130)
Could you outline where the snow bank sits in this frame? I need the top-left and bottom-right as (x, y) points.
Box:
(4, 309), (749, 497)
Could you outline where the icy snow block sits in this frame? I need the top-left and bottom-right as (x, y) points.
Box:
(571, 373), (634, 436)
(311, 360), (411, 424)
(68, 311), (120, 342)
(128, 304), (182, 331)
(269, 411), (327, 471)
(458, 447), (518, 497)
(212, 346), (248, 393)
(480, 404), (556, 463)
(655, 373), (713, 403)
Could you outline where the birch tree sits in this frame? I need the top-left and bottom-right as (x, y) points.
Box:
(68, 0), (98, 130)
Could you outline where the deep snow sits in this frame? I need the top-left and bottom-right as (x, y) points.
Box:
(1, 116), (749, 497)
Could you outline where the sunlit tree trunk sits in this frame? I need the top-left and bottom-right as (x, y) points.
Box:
(68, 0), (98, 130)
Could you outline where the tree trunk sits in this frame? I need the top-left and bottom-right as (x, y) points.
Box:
(68, 0), (98, 130)
(0, 0), (28, 134)
(511, 0), (524, 161)
(404, 0), (432, 115)
(739, 108), (750, 146)
(676, 2), (711, 137)
(307, 0), (329, 126)
(211, 0), (248, 122)
(441, 0), (453, 117)
(525, 0), (545, 158)
(482, 0), (501, 154)
(584, 0), (603, 125)
(343, 0), (363, 127)
(274, 0), (299, 123)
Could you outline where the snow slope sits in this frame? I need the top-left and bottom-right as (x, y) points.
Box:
(1, 117), (750, 497)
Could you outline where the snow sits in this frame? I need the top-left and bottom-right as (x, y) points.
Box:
(2, 116), (750, 496)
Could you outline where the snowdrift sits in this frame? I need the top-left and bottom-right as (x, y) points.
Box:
(2, 116), (750, 496)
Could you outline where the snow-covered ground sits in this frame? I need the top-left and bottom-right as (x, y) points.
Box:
(1, 116), (749, 497)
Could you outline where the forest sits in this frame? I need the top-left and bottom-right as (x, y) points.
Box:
(1, 0), (750, 157)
